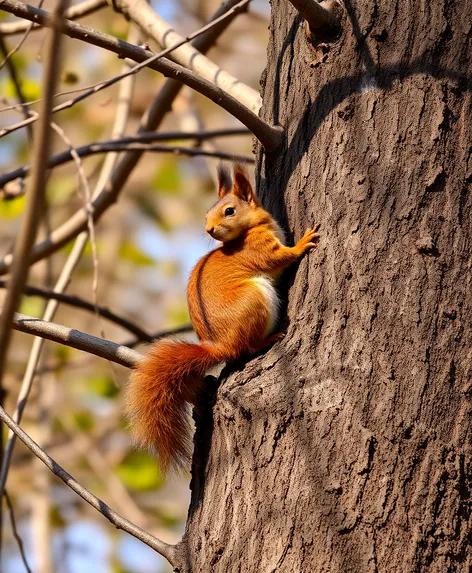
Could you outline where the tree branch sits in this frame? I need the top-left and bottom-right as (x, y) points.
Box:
(0, 279), (155, 341)
(0, 0), (255, 140)
(0, 0), (259, 277)
(9, 311), (143, 368)
(0, 34), (34, 141)
(0, 0), (67, 374)
(0, 0), (108, 35)
(0, 0), (69, 551)
(0, 0), (282, 151)
(0, 136), (254, 188)
(3, 491), (33, 573)
(285, 0), (341, 32)
(113, 0), (261, 113)
(0, 404), (179, 567)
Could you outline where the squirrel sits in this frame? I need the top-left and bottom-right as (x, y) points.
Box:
(124, 164), (320, 473)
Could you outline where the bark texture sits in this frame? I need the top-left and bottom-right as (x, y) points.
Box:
(180, 0), (472, 571)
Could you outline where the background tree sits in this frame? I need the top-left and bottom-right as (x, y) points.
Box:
(1, 0), (471, 572)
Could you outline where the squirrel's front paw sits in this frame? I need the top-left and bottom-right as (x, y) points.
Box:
(297, 224), (320, 253)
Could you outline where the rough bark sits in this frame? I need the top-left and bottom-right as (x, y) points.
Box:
(180, 0), (472, 571)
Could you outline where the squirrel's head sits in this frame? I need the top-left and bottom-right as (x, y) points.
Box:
(205, 165), (264, 242)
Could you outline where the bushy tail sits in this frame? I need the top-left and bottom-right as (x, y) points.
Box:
(124, 339), (222, 474)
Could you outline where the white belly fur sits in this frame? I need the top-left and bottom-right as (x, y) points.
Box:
(252, 276), (280, 336)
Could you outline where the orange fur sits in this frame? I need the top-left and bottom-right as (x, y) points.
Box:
(125, 165), (320, 474)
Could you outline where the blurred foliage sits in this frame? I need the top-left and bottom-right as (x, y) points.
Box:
(0, 0), (269, 572)
(0, 195), (25, 218)
(153, 160), (181, 195)
(86, 373), (119, 399)
(119, 240), (155, 267)
(115, 451), (165, 492)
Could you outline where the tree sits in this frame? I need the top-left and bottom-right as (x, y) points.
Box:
(0, 0), (471, 572)
(183, 0), (472, 570)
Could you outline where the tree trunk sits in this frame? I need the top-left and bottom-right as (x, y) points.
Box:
(179, 0), (472, 570)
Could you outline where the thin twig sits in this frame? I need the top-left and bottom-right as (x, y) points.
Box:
(0, 280), (154, 341)
(0, 0), (69, 375)
(65, 424), (152, 530)
(0, 0), (44, 72)
(284, 0), (340, 32)
(0, 0), (108, 35)
(0, 405), (178, 567)
(0, 6), (69, 551)
(0, 26), (142, 505)
(0, 0), (282, 151)
(0, 139), (254, 188)
(3, 490), (33, 573)
(0, 35), (34, 141)
(9, 311), (143, 368)
(0, 0), (68, 552)
(114, 0), (260, 112)
(92, 23), (139, 199)
(0, 237), (91, 496)
(49, 121), (102, 319)
(0, 0), (259, 139)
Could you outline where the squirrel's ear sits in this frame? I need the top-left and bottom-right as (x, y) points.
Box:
(232, 166), (260, 207)
(217, 164), (232, 198)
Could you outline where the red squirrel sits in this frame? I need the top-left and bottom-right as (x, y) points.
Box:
(125, 165), (320, 473)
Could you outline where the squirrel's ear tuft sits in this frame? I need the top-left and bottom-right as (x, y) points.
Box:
(217, 164), (232, 198)
(232, 165), (260, 207)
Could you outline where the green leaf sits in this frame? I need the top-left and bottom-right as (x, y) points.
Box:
(152, 160), (181, 195)
(154, 508), (181, 529)
(53, 343), (72, 364)
(167, 301), (190, 325)
(47, 175), (76, 203)
(19, 296), (44, 317)
(0, 195), (25, 218)
(4, 77), (40, 101)
(119, 240), (154, 266)
(87, 373), (119, 399)
(72, 410), (95, 431)
(115, 451), (164, 492)
(49, 505), (66, 528)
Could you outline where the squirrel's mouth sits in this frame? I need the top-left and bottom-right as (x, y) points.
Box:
(208, 228), (227, 240)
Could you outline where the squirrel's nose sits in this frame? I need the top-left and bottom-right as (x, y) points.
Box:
(206, 226), (214, 235)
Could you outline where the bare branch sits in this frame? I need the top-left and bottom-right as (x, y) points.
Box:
(0, 0), (108, 35)
(285, 0), (341, 32)
(0, 0), (69, 551)
(0, 405), (179, 567)
(0, 0), (69, 364)
(66, 424), (153, 531)
(0, 0), (282, 151)
(0, 1), (40, 72)
(113, 0), (261, 112)
(92, 23), (139, 197)
(0, 235), (91, 497)
(0, 280), (155, 341)
(0, 29), (142, 504)
(3, 491), (33, 573)
(9, 311), (143, 368)
(0, 0), (69, 403)
(0, 35), (34, 141)
(0, 136), (254, 188)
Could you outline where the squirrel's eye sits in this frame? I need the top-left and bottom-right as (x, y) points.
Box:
(224, 207), (235, 217)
